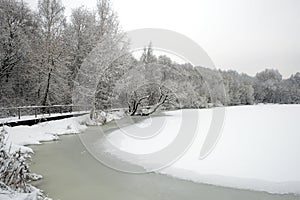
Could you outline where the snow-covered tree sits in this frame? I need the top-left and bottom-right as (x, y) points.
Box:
(254, 69), (283, 103)
(114, 68), (175, 116)
(96, 0), (120, 37)
(65, 6), (98, 90)
(37, 0), (70, 106)
(0, 0), (33, 79)
(158, 55), (172, 66)
(0, 0), (38, 107)
(140, 42), (157, 64)
(0, 0), (299, 111)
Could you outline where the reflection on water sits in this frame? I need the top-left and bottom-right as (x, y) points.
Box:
(30, 124), (300, 200)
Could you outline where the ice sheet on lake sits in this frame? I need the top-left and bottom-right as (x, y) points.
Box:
(104, 105), (300, 194)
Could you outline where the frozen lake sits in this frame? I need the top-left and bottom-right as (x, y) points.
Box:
(103, 105), (300, 194)
(29, 107), (300, 199)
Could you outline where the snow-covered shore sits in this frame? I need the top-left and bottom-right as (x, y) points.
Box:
(0, 110), (126, 200)
(104, 105), (300, 195)
(0, 115), (89, 200)
(2, 109), (125, 153)
(2, 115), (89, 154)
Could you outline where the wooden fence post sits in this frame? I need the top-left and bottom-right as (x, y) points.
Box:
(18, 108), (21, 120)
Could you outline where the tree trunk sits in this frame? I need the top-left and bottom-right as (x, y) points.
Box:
(140, 95), (168, 116)
(42, 68), (52, 106)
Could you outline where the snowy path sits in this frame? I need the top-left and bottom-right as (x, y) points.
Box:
(0, 111), (89, 124)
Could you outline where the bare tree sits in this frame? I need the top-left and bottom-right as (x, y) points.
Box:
(126, 85), (172, 116)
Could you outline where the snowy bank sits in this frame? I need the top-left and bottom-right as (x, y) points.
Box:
(103, 105), (300, 195)
(0, 115), (89, 200)
(0, 110), (125, 200)
(2, 115), (89, 154)
(0, 111), (88, 124)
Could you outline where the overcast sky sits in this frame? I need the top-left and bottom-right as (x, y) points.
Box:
(25, 0), (300, 78)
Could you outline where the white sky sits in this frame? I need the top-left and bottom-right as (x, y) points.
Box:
(25, 0), (300, 78)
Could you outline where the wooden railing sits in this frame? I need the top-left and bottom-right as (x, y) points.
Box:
(0, 104), (154, 123)
(0, 105), (91, 120)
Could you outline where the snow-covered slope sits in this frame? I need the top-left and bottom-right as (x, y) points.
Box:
(104, 105), (300, 194)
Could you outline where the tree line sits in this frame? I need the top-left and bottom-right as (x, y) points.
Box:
(111, 44), (300, 113)
(0, 0), (299, 112)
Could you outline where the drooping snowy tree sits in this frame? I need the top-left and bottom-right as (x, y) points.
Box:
(90, 0), (133, 111)
(113, 63), (177, 116)
(73, 33), (131, 118)
(71, 0), (132, 118)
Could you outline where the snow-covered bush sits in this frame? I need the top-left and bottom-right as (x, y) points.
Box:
(87, 110), (107, 126)
(0, 127), (46, 199)
(87, 110), (126, 126)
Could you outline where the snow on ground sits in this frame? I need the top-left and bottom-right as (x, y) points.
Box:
(0, 189), (42, 200)
(106, 110), (126, 122)
(2, 115), (89, 154)
(104, 105), (300, 195)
